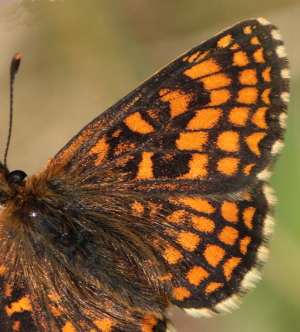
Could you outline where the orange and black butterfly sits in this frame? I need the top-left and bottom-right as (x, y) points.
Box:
(0, 18), (289, 332)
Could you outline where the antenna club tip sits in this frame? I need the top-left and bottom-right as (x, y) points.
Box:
(10, 53), (21, 78)
(14, 52), (21, 60)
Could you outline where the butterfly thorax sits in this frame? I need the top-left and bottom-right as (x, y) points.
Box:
(0, 163), (170, 326)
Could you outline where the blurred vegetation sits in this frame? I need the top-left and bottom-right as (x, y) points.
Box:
(0, 1), (299, 331)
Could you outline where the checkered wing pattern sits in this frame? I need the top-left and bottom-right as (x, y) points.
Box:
(0, 18), (289, 332)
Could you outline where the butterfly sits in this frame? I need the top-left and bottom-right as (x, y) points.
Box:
(0, 17), (289, 332)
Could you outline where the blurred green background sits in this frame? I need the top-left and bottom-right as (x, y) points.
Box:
(0, 1), (299, 331)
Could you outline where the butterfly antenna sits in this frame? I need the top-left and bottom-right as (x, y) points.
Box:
(4, 53), (21, 167)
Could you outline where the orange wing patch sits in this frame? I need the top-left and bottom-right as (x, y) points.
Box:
(243, 207), (256, 229)
(172, 287), (191, 301)
(253, 48), (265, 63)
(5, 295), (32, 317)
(166, 210), (186, 223)
(239, 69), (258, 85)
(228, 107), (249, 126)
(250, 36), (260, 45)
(204, 245), (226, 267)
(237, 87), (258, 104)
(88, 137), (109, 166)
(208, 89), (231, 106)
(186, 266), (209, 286)
(136, 152), (154, 179)
(216, 131), (240, 152)
(233, 51), (249, 67)
(221, 202), (239, 223)
(140, 316), (158, 332)
(184, 58), (221, 79)
(176, 231), (201, 251)
(217, 157), (240, 176)
(180, 153), (208, 179)
(160, 89), (192, 117)
(218, 226), (239, 245)
(132, 201), (145, 217)
(243, 163), (256, 175)
(0, 265), (6, 275)
(243, 26), (252, 34)
(124, 112), (155, 134)
(223, 257), (242, 280)
(261, 88), (271, 104)
(163, 245), (183, 264)
(240, 236), (252, 255)
(252, 107), (268, 129)
(217, 34), (233, 48)
(62, 322), (76, 332)
(191, 215), (215, 233)
(262, 67), (271, 82)
(201, 73), (231, 90)
(93, 318), (116, 332)
(176, 132), (208, 151)
(178, 197), (215, 214)
(245, 132), (267, 155)
(186, 108), (222, 130)
(206, 282), (224, 294)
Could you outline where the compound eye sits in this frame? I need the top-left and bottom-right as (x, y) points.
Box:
(8, 170), (27, 184)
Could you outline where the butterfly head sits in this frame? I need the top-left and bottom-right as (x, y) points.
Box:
(8, 170), (27, 184)
(0, 162), (27, 203)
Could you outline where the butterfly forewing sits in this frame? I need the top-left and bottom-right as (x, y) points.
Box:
(52, 19), (287, 195)
(0, 18), (289, 332)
